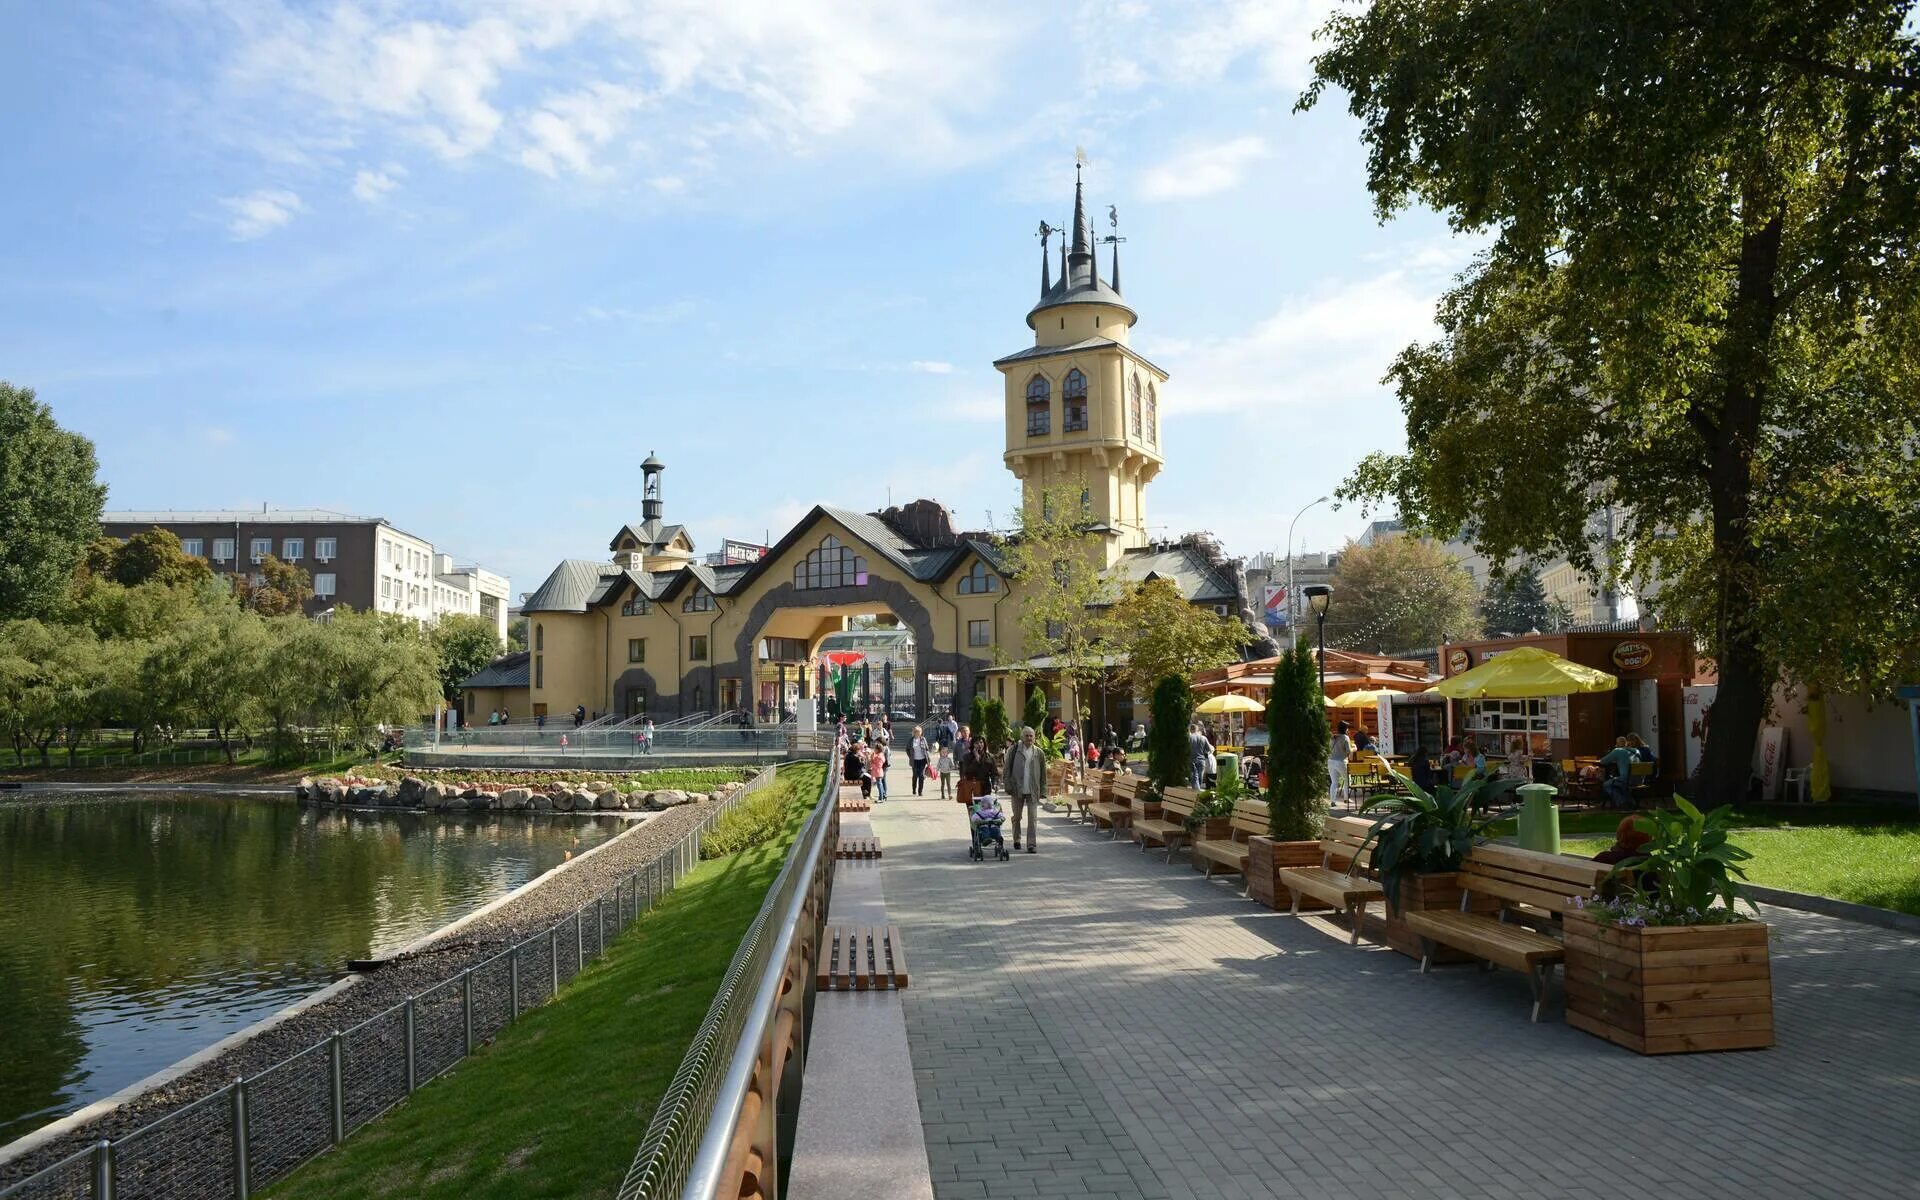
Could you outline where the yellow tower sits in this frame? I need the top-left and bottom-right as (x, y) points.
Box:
(995, 165), (1166, 567)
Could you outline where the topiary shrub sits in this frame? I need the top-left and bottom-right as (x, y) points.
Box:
(970, 693), (989, 739)
(983, 698), (1012, 753)
(1147, 674), (1193, 792)
(1267, 645), (1329, 842)
(1022, 685), (1049, 732)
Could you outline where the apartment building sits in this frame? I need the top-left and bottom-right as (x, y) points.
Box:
(99, 508), (509, 634)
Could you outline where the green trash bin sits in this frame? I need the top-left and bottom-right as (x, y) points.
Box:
(1215, 752), (1239, 788)
(1515, 782), (1561, 855)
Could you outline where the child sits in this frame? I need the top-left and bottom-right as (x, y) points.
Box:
(935, 742), (956, 800)
(868, 743), (888, 803)
(969, 792), (1005, 857)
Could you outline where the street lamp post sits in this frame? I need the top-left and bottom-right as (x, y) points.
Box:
(1304, 585), (1334, 697)
(1286, 496), (1330, 647)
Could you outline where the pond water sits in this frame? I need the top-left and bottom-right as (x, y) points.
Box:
(0, 794), (624, 1142)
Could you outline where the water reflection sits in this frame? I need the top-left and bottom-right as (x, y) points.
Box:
(0, 795), (622, 1141)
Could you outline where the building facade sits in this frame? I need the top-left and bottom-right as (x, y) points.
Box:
(99, 508), (510, 636)
(487, 170), (1255, 727)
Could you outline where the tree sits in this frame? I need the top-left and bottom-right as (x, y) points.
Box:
(236, 555), (312, 616)
(1109, 578), (1247, 696)
(431, 613), (504, 701)
(1480, 566), (1572, 638)
(1308, 2), (1920, 804)
(969, 692), (989, 740)
(995, 480), (1117, 712)
(148, 604), (268, 762)
(0, 383), (107, 620)
(1146, 674), (1193, 792)
(1267, 646), (1329, 842)
(1325, 537), (1480, 652)
(507, 616), (529, 652)
(981, 697), (1011, 753)
(84, 528), (213, 590)
(0, 620), (93, 765)
(1022, 685), (1048, 733)
(323, 608), (442, 742)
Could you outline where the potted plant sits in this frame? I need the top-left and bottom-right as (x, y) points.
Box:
(1250, 647), (1331, 909)
(1357, 772), (1520, 959)
(1186, 773), (1240, 844)
(1563, 799), (1773, 1054)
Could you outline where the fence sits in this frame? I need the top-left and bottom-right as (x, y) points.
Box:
(404, 723), (803, 759)
(0, 765), (782, 1200)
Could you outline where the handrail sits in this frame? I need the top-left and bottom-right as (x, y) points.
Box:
(617, 759), (838, 1199)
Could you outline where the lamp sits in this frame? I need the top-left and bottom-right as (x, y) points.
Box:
(1303, 585), (1334, 698)
(1285, 496), (1330, 646)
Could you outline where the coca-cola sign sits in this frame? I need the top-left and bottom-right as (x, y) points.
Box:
(1612, 640), (1654, 671)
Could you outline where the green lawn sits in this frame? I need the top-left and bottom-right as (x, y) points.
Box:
(1560, 824), (1920, 916)
(266, 761), (826, 1200)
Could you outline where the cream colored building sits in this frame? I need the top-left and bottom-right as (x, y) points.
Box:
(473, 170), (1250, 726)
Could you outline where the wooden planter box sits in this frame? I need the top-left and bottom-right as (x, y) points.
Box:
(1247, 837), (1326, 910)
(1562, 912), (1773, 1054)
(1372, 871), (1500, 963)
(1192, 816), (1232, 844)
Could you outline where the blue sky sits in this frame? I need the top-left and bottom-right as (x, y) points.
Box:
(1, 0), (1470, 597)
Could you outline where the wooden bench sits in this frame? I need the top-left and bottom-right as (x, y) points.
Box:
(1399, 843), (1609, 1022)
(1274, 817), (1382, 944)
(1063, 764), (1102, 822)
(1190, 799), (1270, 883)
(1086, 773), (1136, 839)
(1132, 785), (1202, 861)
(817, 924), (909, 991)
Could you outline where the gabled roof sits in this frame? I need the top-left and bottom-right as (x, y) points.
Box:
(521, 559), (619, 613)
(1110, 543), (1238, 604)
(608, 519), (691, 553)
(460, 651), (530, 690)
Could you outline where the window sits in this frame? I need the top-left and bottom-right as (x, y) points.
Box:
(1063, 368), (1088, 432)
(1080, 487), (1090, 516)
(1129, 373), (1143, 436)
(283, 538), (303, 560)
(957, 561), (999, 594)
(315, 537), (336, 561)
(535, 655), (544, 689)
(968, 619), (990, 647)
(1046, 619), (1065, 640)
(628, 638), (646, 663)
(1146, 382), (1158, 445)
(682, 588), (715, 612)
(760, 636), (808, 662)
(689, 634), (709, 661)
(213, 538), (234, 562)
(792, 535), (868, 590)
(535, 623), (544, 651)
(314, 572), (336, 598)
(1025, 374), (1050, 435)
(250, 538), (271, 562)
(621, 595), (651, 616)
(381, 577), (392, 599)
(181, 538), (204, 557)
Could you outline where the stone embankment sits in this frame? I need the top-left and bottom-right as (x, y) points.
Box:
(297, 772), (719, 813)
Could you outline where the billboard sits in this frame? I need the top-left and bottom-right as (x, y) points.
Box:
(1262, 583), (1288, 629)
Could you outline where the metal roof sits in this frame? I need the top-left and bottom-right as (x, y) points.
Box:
(460, 651), (530, 689)
(991, 337), (1169, 378)
(1109, 544), (1238, 604)
(521, 558), (619, 613)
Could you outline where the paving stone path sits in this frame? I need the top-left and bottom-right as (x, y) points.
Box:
(868, 783), (1920, 1200)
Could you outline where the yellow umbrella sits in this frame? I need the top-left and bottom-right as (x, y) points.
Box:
(1194, 693), (1265, 715)
(1430, 646), (1617, 699)
(1329, 688), (1396, 708)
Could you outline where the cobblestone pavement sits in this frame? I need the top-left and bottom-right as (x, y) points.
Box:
(869, 794), (1920, 1200)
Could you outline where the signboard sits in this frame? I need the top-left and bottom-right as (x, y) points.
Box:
(1546, 695), (1570, 740)
(1612, 640), (1655, 671)
(1446, 648), (1470, 674)
(721, 539), (768, 564)
(1262, 583), (1289, 628)
(1683, 684), (1716, 779)
(1754, 724), (1787, 802)
(1375, 696), (1395, 756)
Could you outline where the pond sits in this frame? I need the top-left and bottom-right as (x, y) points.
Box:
(0, 794), (625, 1142)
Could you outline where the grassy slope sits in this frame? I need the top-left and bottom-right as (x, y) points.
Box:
(265, 761), (826, 1200)
(1560, 824), (1920, 916)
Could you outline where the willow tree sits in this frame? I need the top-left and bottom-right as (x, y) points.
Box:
(1306, 2), (1920, 805)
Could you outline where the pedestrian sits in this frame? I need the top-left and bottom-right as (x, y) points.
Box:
(1329, 720), (1354, 805)
(935, 739), (956, 800)
(739, 707), (754, 741)
(959, 734), (996, 808)
(1187, 723), (1211, 790)
(954, 723), (972, 763)
(559, 733), (569, 754)
(536, 711), (547, 729)
(908, 725), (931, 797)
(869, 741), (889, 803)
(573, 704), (586, 728)
(1600, 736), (1639, 809)
(1002, 725), (1047, 853)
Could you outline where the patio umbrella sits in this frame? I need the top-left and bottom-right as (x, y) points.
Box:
(1194, 693), (1265, 715)
(1429, 646), (1618, 699)
(1329, 688), (1397, 708)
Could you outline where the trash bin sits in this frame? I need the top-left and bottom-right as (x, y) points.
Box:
(1515, 782), (1561, 855)
(1215, 751), (1239, 789)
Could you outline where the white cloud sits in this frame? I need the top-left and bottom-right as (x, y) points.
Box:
(1167, 0), (1335, 92)
(351, 164), (405, 202)
(221, 188), (304, 239)
(519, 82), (645, 177)
(908, 360), (954, 374)
(1139, 135), (1268, 201)
(582, 299), (698, 324)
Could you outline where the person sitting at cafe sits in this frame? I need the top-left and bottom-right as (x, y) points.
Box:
(1599, 737), (1640, 809)
(1626, 733), (1657, 768)
(1354, 727), (1377, 754)
(1410, 753), (1439, 792)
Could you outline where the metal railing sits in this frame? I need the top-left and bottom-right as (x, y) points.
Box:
(0, 766), (782, 1200)
(616, 759), (840, 1200)
(406, 724), (804, 758)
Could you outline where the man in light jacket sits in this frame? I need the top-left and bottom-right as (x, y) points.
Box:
(1003, 725), (1048, 853)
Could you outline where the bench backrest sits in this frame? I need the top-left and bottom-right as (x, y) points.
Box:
(1321, 815), (1375, 871)
(1158, 786), (1203, 822)
(1227, 799), (1269, 842)
(1110, 775), (1138, 805)
(1459, 844), (1608, 914)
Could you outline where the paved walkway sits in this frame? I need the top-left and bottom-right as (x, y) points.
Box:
(867, 783), (1920, 1200)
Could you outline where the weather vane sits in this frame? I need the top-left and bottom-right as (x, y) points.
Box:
(1102, 204), (1126, 247)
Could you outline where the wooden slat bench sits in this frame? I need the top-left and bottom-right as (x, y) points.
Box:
(1275, 816), (1381, 943)
(1190, 799), (1270, 884)
(836, 837), (882, 860)
(817, 924), (910, 991)
(1399, 844), (1609, 1021)
(1133, 786), (1202, 861)
(1086, 773), (1136, 839)
(1064, 766), (1102, 822)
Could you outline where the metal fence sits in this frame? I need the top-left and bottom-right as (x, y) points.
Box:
(404, 724), (802, 758)
(0, 765), (781, 1200)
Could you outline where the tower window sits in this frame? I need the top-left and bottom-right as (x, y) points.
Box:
(1146, 382), (1158, 445)
(682, 587), (716, 612)
(1063, 369), (1088, 432)
(1130, 373), (1144, 437)
(794, 535), (868, 590)
(958, 561), (999, 595)
(1025, 374), (1051, 436)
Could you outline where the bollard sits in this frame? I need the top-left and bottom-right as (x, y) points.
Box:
(231, 1078), (251, 1199)
(597, 895), (606, 956)
(91, 1139), (113, 1200)
(549, 926), (559, 995)
(575, 908), (585, 970)
(404, 997), (417, 1093)
(328, 1032), (345, 1145)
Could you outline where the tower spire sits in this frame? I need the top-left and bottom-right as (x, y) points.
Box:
(1068, 158), (1094, 287)
(1108, 204), (1123, 295)
(1038, 221), (1052, 296)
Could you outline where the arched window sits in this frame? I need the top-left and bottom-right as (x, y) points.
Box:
(534, 623), (543, 651)
(1146, 382), (1158, 445)
(793, 535), (868, 590)
(1080, 487), (1091, 516)
(1063, 369), (1088, 432)
(957, 561), (999, 595)
(1025, 374), (1051, 436)
(1129, 373), (1143, 437)
(622, 593), (651, 616)
(682, 587), (715, 612)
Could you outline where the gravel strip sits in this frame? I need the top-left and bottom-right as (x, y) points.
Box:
(1, 799), (718, 1185)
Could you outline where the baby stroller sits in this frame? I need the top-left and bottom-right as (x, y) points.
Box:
(968, 794), (1010, 862)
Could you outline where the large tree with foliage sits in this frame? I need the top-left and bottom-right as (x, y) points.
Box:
(1267, 645), (1329, 842)
(430, 613), (504, 701)
(0, 384), (107, 620)
(1325, 536), (1480, 652)
(1109, 577), (1247, 696)
(995, 479), (1117, 710)
(83, 529), (213, 590)
(1146, 674), (1193, 792)
(1480, 566), (1573, 638)
(1308, 2), (1920, 804)
(236, 555), (313, 616)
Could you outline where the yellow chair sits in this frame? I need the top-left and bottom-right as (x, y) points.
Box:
(1452, 763), (1473, 784)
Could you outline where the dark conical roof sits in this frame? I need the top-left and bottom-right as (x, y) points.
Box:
(641, 451), (664, 470)
(1029, 165), (1136, 328)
